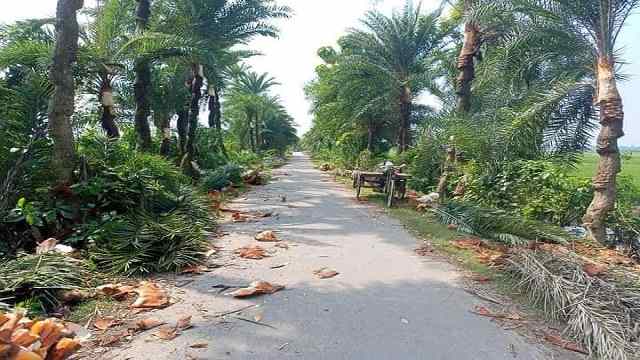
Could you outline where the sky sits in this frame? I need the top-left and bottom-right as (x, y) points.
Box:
(1, 0), (639, 145)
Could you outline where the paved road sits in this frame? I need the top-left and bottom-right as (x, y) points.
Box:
(106, 153), (576, 360)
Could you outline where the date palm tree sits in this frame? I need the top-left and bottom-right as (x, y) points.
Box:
(83, 0), (135, 138)
(342, 1), (448, 152)
(227, 69), (279, 152)
(49, 0), (83, 185)
(471, 0), (638, 243)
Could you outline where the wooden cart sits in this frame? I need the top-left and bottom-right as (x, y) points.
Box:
(352, 168), (411, 207)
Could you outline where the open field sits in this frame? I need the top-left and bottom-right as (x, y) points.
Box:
(573, 152), (640, 187)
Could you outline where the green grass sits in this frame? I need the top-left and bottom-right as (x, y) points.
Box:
(66, 297), (119, 324)
(573, 152), (640, 187)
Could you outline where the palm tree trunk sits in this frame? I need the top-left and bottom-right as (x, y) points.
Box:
(398, 84), (412, 153)
(208, 86), (228, 158)
(456, 0), (480, 113)
(436, 137), (457, 202)
(182, 64), (203, 176)
(99, 75), (119, 138)
(255, 113), (262, 152)
(133, 0), (152, 151)
(156, 113), (171, 157)
(249, 113), (256, 152)
(176, 109), (188, 156)
(583, 57), (625, 244)
(367, 119), (375, 152)
(49, 0), (82, 185)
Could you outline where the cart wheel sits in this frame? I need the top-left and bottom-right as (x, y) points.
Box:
(356, 176), (362, 200)
(386, 179), (395, 208)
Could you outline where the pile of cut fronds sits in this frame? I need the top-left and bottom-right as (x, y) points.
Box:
(91, 187), (213, 275)
(432, 201), (571, 246)
(0, 253), (92, 309)
(507, 249), (640, 360)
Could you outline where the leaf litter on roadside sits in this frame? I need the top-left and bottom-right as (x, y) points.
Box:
(543, 331), (588, 355)
(255, 230), (279, 242)
(235, 245), (269, 259)
(131, 282), (170, 309)
(314, 267), (339, 279)
(230, 281), (284, 298)
(152, 316), (193, 341)
(471, 306), (523, 321)
(93, 317), (118, 331)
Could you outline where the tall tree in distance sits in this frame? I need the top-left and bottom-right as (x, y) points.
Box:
(48, 0), (83, 185)
(133, 0), (152, 150)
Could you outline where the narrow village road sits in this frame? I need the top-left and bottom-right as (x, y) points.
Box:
(106, 153), (577, 360)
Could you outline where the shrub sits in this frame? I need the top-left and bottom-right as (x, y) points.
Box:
(464, 160), (593, 226)
(405, 140), (444, 193)
(202, 163), (244, 192)
(90, 187), (212, 275)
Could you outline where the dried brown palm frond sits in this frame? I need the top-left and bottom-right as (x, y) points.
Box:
(507, 250), (640, 360)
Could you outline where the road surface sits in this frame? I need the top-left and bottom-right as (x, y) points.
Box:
(104, 153), (577, 360)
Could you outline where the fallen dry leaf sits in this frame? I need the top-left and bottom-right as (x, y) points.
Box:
(450, 238), (483, 250)
(471, 306), (523, 321)
(131, 282), (170, 309)
(93, 318), (116, 331)
(232, 212), (251, 223)
(134, 318), (165, 331)
(46, 338), (81, 360)
(583, 263), (608, 277)
(10, 329), (38, 347)
(153, 326), (178, 341)
(98, 331), (127, 347)
(35, 238), (58, 254)
(414, 245), (433, 256)
(230, 281), (284, 298)
(189, 342), (208, 349)
(470, 275), (492, 283)
(543, 332), (588, 355)
(14, 350), (42, 360)
(235, 245), (268, 260)
(176, 316), (192, 331)
(181, 265), (208, 275)
(274, 242), (289, 249)
(96, 283), (136, 300)
(255, 231), (279, 242)
(313, 268), (339, 279)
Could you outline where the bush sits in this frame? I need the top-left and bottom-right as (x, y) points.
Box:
(464, 160), (593, 226)
(202, 163), (244, 192)
(90, 187), (212, 275)
(405, 140), (444, 193)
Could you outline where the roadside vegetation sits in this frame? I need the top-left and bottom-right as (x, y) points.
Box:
(305, 1), (640, 359)
(0, 0), (297, 348)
